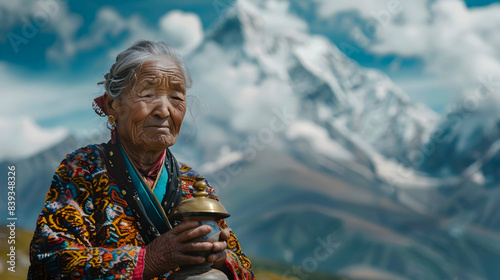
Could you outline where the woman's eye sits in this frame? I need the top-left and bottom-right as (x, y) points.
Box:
(139, 89), (154, 97)
(145, 79), (157, 87)
(170, 95), (185, 101)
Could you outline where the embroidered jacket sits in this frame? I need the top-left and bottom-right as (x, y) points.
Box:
(28, 144), (254, 279)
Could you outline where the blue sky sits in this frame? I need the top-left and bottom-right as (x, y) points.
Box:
(1, 0), (499, 160)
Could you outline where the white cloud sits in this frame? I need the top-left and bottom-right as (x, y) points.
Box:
(239, 0), (308, 33)
(198, 145), (244, 174)
(189, 42), (298, 133)
(0, 0), (33, 36)
(0, 0), (83, 56)
(0, 6), (205, 159)
(47, 7), (204, 63)
(0, 116), (68, 161)
(312, 0), (500, 95)
(0, 62), (96, 121)
(0, 60), (119, 162)
(159, 10), (204, 54)
(287, 120), (354, 161)
(311, 0), (428, 23)
(1, 1), (204, 62)
(0, 62), (106, 161)
(64, 7), (158, 61)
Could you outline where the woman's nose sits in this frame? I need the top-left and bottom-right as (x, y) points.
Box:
(153, 96), (171, 119)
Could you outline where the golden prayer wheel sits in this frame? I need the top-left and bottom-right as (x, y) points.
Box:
(168, 177), (230, 280)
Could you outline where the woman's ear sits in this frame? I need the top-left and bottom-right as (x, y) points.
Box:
(103, 93), (117, 116)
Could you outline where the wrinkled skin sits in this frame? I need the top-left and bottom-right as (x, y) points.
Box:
(105, 58), (187, 171)
(104, 57), (229, 278)
(144, 221), (230, 278)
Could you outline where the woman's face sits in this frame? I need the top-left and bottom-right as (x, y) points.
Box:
(110, 57), (187, 152)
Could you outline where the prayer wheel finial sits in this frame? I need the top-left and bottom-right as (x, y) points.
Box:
(193, 177), (209, 197)
(168, 177), (230, 221)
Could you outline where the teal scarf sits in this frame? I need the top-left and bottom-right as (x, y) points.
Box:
(118, 143), (171, 233)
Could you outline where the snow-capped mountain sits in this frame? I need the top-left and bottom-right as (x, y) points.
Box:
(187, 0), (438, 168)
(419, 94), (500, 231)
(183, 0), (441, 215)
(181, 1), (500, 279)
(422, 94), (500, 180)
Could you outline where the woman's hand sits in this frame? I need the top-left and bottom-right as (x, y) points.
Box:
(143, 221), (215, 279)
(209, 227), (231, 270)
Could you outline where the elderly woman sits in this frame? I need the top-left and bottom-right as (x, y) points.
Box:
(28, 40), (254, 279)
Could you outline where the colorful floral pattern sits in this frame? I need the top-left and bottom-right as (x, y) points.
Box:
(28, 144), (254, 279)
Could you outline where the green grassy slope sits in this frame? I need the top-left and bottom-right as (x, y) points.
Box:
(251, 257), (346, 280)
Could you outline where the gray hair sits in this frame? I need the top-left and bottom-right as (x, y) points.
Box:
(102, 40), (192, 99)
